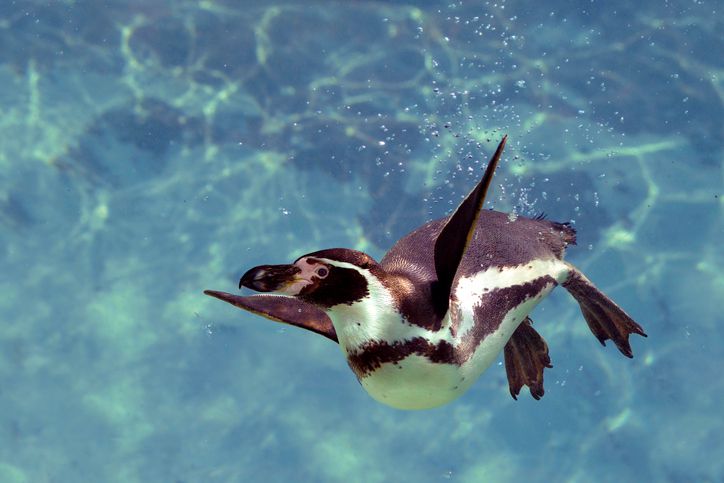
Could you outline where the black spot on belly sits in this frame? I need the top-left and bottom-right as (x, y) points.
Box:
(348, 338), (457, 377)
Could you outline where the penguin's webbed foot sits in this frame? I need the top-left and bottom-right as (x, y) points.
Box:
(562, 267), (647, 358)
(504, 317), (552, 400)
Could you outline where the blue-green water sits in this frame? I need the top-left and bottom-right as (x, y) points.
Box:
(0, 1), (721, 482)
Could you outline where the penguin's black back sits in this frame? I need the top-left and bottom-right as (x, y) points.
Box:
(455, 210), (576, 272)
(380, 210), (575, 328)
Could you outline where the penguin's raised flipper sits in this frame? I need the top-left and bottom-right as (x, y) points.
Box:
(504, 317), (552, 400)
(434, 136), (507, 305)
(561, 266), (646, 357)
(203, 291), (338, 343)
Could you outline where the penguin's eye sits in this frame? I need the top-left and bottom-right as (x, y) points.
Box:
(315, 267), (329, 278)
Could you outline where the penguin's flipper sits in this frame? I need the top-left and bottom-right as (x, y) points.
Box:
(434, 136), (507, 302)
(504, 317), (552, 400)
(561, 266), (646, 358)
(203, 290), (338, 343)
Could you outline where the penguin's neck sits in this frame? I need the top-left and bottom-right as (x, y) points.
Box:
(325, 268), (452, 355)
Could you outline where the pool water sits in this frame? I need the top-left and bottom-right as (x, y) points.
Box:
(0, 1), (721, 482)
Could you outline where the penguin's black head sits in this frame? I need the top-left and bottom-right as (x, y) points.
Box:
(239, 248), (381, 309)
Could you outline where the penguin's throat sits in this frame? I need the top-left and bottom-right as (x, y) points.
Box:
(326, 298), (453, 358)
(326, 289), (401, 353)
(323, 268), (443, 352)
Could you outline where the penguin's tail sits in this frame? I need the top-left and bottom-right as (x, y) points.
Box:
(562, 264), (647, 357)
(552, 221), (577, 246)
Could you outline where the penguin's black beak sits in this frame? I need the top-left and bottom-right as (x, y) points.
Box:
(239, 264), (302, 292)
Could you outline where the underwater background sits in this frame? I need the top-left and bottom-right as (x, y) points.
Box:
(0, 1), (722, 482)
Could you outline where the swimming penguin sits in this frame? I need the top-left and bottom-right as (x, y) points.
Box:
(204, 136), (646, 410)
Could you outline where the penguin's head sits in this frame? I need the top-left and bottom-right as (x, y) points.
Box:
(239, 248), (382, 309)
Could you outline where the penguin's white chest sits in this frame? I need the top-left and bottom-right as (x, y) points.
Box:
(358, 293), (552, 410)
(360, 354), (466, 410)
(337, 259), (568, 410)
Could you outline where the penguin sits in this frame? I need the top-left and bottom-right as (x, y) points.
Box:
(204, 136), (646, 410)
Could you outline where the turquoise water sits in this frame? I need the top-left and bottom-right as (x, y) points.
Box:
(0, 1), (721, 481)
